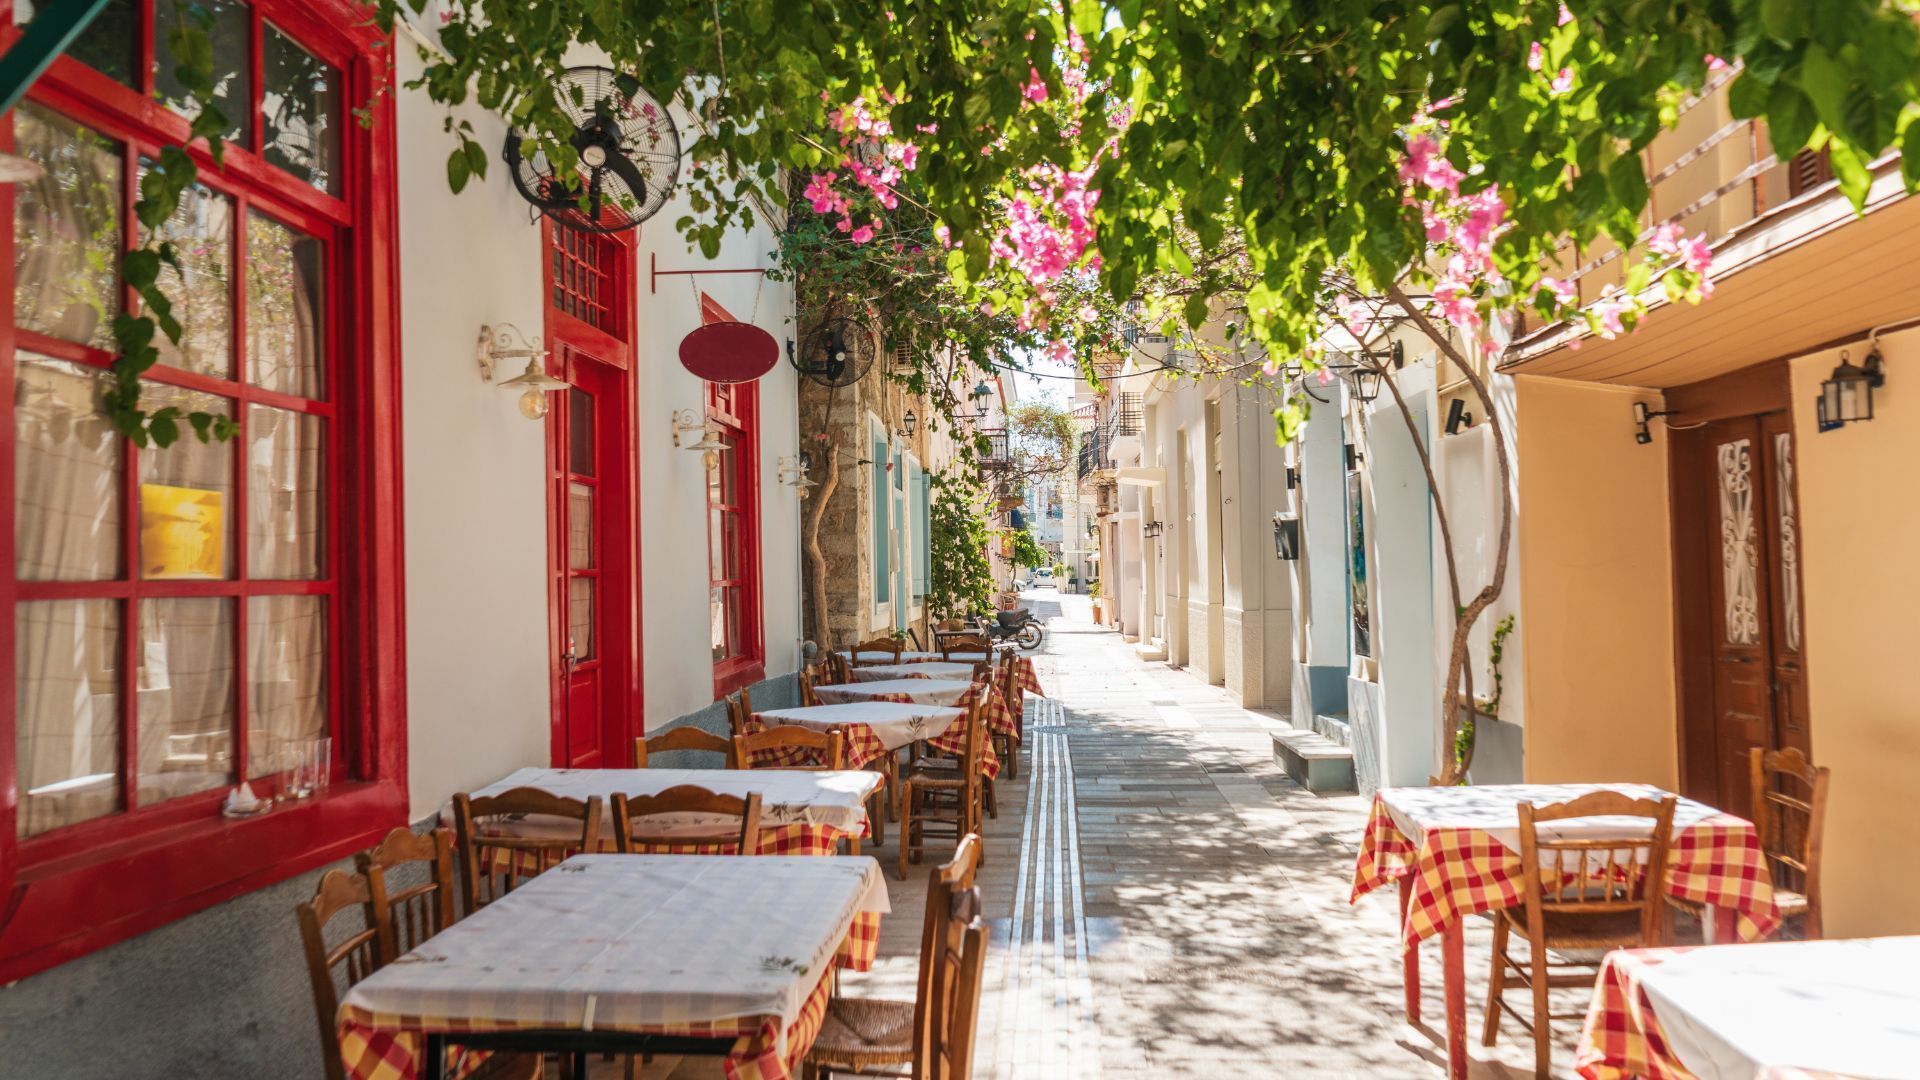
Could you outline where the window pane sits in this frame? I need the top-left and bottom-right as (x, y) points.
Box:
(248, 595), (326, 780)
(155, 0), (250, 145)
(137, 598), (234, 806)
(717, 430), (739, 504)
(246, 213), (325, 399)
(16, 356), (122, 581)
(16, 0), (137, 85)
(723, 511), (740, 580)
(248, 405), (324, 579)
(261, 24), (340, 195)
(14, 103), (122, 350)
(568, 388), (593, 476)
(569, 578), (594, 662)
(709, 585), (726, 662)
(17, 599), (121, 838)
(568, 483), (592, 570)
(140, 164), (234, 377)
(727, 586), (743, 660)
(138, 384), (233, 580)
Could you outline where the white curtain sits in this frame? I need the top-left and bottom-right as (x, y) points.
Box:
(247, 595), (326, 777)
(247, 405), (323, 579)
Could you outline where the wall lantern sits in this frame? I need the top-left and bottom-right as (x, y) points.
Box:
(1273, 512), (1301, 560)
(971, 380), (992, 399)
(777, 453), (817, 495)
(672, 408), (731, 469)
(900, 410), (918, 437)
(1285, 465), (1300, 490)
(478, 323), (567, 419)
(1631, 400), (1672, 445)
(1142, 520), (1165, 539)
(1445, 397), (1474, 435)
(1344, 442), (1364, 470)
(1348, 365), (1384, 403)
(1817, 346), (1885, 431)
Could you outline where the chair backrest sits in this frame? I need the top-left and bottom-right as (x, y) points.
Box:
(611, 786), (763, 854)
(942, 690), (988, 809)
(914, 836), (981, 1047)
(918, 881), (986, 1080)
(997, 656), (1021, 710)
(635, 725), (737, 769)
(1517, 791), (1677, 946)
(798, 664), (820, 707)
(357, 826), (458, 961)
(451, 787), (604, 912)
(725, 691), (749, 738)
(939, 919), (991, 1080)
(848, 637), (903, 666)
(825, 650), (852, 684)
(296, 869), (381, 1080)
(734, 724), (846, 770)
(941, 634), (992, 660)
(1750, 747), (1830, 920)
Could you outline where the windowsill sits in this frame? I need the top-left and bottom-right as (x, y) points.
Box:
(713, 658), (766, 698)
(1, 778), (405, 983)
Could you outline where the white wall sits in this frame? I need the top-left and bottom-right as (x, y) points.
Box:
(1363, 363), (1439, 788)
(396, 48), (553, 819)
(634, 194), (801, 731)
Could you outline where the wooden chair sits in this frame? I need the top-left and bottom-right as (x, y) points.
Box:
(799, 664), (822, 706)
(451, 787), (604, 913)
(634, 725), (738, 769)
(735, 725), (846, 771)
(725, 690), (752, 739)
(898, 697), (985, 879)
(1483, 791), (1677, 1078)
(991, 658), (1020, 783)
(940, 634), (992, 661)
(612, 786), (763, 854)
(848, 636), (904, 666)
(910, 677), (1000, 820)
(358, 827), (459, 959)
(807, 837), (982, 1077)
(297, 869), (384, 1080)
(1671, 747), (1829, 939)
(825, 650), (853, 685)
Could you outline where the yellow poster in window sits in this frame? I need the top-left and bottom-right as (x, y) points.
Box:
(139, 484), (224, 579)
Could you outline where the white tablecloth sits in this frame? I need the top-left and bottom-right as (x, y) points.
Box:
(851, 661), (979, 682)
(813, 678), (971, 707)
(449, 767), (882, 838)
(838, 649), (941, 663)
(341, 855), (888, 1033)
(1380, 782), (1726, 854)
(1637, 937), (1920, 1079)
(754, 702), (962, 752)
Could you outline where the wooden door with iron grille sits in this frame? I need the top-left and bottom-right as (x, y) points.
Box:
(1672, 407), (1811, 813)
(543, 223), (637, 767)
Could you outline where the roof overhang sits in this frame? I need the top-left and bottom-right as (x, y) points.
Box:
(1500, 156), (1917, 389)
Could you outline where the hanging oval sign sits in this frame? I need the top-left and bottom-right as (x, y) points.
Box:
(679, 321), (779, 384)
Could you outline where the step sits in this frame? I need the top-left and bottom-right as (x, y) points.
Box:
(1135, 640), (1167, 662)
(1272, 727), (1356, 793)
(1312, 712), (1352, 747)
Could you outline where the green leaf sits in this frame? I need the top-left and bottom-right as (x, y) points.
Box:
(1902, 122), (1920, 191)
(1606, 154), (1649, 214)
(1766, 82), (1816, 156)
(1728, 73), (1769, 120)
(123, 249), (162, 290)
(1425, 5), (1460, 40)
(1759, 0), (1802, 44)
(1827, 137), (1871, 209)
(1798, 44), (1849, 134)
(1183, 293), (1209, 328)
(447, 146), (472, 193)
(149, 412), (180, 448)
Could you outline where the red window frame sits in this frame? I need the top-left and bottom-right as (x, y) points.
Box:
(705, 379), (762, 696)
(0, 0), (406, 982)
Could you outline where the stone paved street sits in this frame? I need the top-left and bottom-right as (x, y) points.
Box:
(835, 590), (1571, 1079)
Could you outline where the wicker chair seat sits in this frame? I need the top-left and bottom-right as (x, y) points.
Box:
(807, 997), (916, 1073)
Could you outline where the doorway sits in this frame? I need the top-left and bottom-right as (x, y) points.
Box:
(543, 224), (638, 768)
(1670, 379), (1809, 813)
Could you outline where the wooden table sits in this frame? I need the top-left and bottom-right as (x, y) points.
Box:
(1579, 936), (1920, 1079)
(1350, 783), (1781, 1080)
(450, 766), (883, 853)
(337, 854), (888, 1080)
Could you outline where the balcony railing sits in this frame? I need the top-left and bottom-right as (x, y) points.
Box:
(1108, 392), (1142, 438)
(976, 427), (1010, 470)
(1077, 430), (1108, 481)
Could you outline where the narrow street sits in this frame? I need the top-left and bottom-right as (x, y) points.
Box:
(833, 591), (1549, 1079)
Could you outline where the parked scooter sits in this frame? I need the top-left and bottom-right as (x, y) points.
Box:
(975, 608), (1045, 650)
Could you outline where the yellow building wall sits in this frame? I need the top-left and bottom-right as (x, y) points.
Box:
(1788, 324), (1920, 937)
(1515, 376), (1681, 788)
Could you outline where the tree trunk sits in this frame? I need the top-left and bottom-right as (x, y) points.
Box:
(804, 444), (841, 653)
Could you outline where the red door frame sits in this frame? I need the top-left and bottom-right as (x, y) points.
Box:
(0, 0), (407, 982)
(706, 377), (764, 697)
(540, 220), (641, 767)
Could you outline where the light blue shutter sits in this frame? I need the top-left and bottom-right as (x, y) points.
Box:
(872, 430), (890, 603)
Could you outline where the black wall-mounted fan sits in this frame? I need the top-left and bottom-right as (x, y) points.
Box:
(503, 65), (680, 234)
(792, 318), (877, 387)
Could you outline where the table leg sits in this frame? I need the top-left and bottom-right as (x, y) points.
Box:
(423, 1033), (446, 1080)
(1705, 906), (1735, 945)
(1399, 877), (1421, 1024)
(1443, 918), (1467, 1080)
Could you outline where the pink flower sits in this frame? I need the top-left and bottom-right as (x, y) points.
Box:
(1557, 3), (1575, 25)
(1398, 135), (1463, 195)
(1678, 234), (1713, 274)
(1023, 67), (1049, 104)
(1538, 276), (1578, 307)
(850, 224), (876, 244)
(1527, 42), (1544, 72)
(1648, 221), (1685, 256)
(1705, 54), (1729, 72)
(1433, 282), (1483, 330)
(1551, 68), (1575, 94)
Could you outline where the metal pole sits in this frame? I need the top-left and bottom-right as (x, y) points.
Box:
(0, 0), (115, 116)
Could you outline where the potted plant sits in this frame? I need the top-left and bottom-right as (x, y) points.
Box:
(1089, 579), (1103, 623)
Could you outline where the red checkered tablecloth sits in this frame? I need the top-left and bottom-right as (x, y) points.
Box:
(748, 702), (1001, 779)
(1350, 787), (1781, 947)
(1577, 947), (1695, 1080)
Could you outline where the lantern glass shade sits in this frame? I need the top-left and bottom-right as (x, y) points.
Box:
(903, 410), (918, 436)
(1352, 367), (1383, 403)
(1822, 356), (1874, 424)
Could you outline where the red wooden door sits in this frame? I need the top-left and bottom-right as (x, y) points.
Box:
(543, 225), (637, 767)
